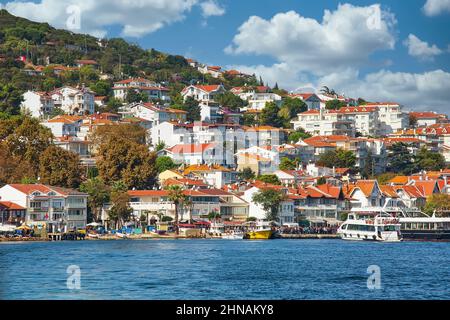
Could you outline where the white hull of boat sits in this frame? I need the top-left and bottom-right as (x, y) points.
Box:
(222, 233), (244, 240)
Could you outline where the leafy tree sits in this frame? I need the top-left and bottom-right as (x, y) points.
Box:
(90, 80), (112, 97)
(38, 145), (82, 188)
(208, 211), (221, 221)
(317, 177), (327, 185)
(238, 167), (256, 181)
(96, 136), (157, 190)
(259, 102), (282, 127)
(256, 174), (281, 185)
(317, 149), (356, 169)
(108, 188), (132, 229)
(325, 99), (346, 110)
(166, 185), (187, 235)
(3, 116), (53, 175)
(376, 172), (397, 185)
(156, 156), (177, 173)
(415, 147), (446, 172)
(409, 114), (418, 128)
(0, 83), (23, 115)
(357, 98), (367, 105)
(278, 97), (307, 127)
(288, 128), (312, 143)
(126, 89), (148, 103)
(80, 177), (110, 222)
(242, 113), (258, 126)
(91, 123), (147, 146)
(215, 92), (247, 111)
(171, 96), (200, 122)
(252, 188), (286, 222)
(361, 151), (374, 179)
(424, 194), (450, 217)
(155, 141), (166, 152)
(387, 143), (415, 175)
(279, 157), (297, 170)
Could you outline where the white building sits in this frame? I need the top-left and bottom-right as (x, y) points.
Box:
(366, 103), (408, 134)
(118, 102), (187, 127)
(243, 186), (295, 224)
(291, 109), (356, 137)
(51, 86), (95, 115)
(199, 102), (221, 123)
(181, 84), (226, 103)
(0, 184), (88, 230)
(112, 78), (170, 101)
(231, 86), (282, 110)
(21, 91), (55, 119)
(165, 143), (223, 166)
(409, 111), (447, 127)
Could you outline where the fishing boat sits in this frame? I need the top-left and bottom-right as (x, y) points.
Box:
(337, 213), (402, 242)
(244, 221), (273, 240)
(222, 230), (244, 240)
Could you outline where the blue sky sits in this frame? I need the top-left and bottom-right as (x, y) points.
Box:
(1, 0), (450, 113)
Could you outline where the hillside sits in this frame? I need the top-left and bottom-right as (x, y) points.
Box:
(0, 9), (259, 116)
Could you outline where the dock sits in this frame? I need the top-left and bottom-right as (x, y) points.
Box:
(279, 234), (339, 239)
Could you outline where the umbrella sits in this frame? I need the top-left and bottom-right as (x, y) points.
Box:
(87, 222), (102, 227)
(16, 225), (31, 230)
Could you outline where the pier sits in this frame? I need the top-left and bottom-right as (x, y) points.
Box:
(279, 234), (339, 239)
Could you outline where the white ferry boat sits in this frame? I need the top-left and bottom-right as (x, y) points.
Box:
(337, 213), (402, 242)
(351, 206), (450, 241)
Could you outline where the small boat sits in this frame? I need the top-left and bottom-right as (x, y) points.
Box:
(337, 213), (402, 242)
(115, 232), (129, 239)
(244, 221), (273, 240)
(87, 233), (99, 239)
(222, 230), (244, 240)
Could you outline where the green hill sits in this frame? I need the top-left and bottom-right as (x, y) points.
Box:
(0, 9), (259, 116)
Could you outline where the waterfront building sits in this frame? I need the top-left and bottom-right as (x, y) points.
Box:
(113, 78), (170, 101)
(0, 184), (88, 231)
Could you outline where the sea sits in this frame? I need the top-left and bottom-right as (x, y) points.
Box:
(0, 239), (449, 300)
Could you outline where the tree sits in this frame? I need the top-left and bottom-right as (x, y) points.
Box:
(39, 145), (82, 188)
(90, 80), (112, 96)
(317, 177), (327, 185)
(108, 188), (132, 229)
(376, 173), (397, 185)
(166, 185), (187, 235)
(80, 177), (110, 222)
(126, 89), (148, 103)
(171, 96), (200, 122)
(156, 156), (177, 173)
(325, 99), (346, 110)
(91, 123), (147, 146)
(279, 97), (307, 127)
(155, 141), (166, 152)
(97, 137), (157, 190)
(415, 147), (446, 172)
(259, 102), (282, 127)
(409, 114), (418, 128)
(424, 194), (450, 217)
(239, 167), (256, 181)
(361, 151), (374, 179)
(0, 83), (23, 115)
(288, 128), (312, 143)
(252, 188), (286, 222)
(387, 143), (415, 175)
(3, 116), (53, 176)
(317, 149), (356, 169)
(215, 92), (246, 111)
(279, 157), (297, 170)
(256, 174), (281, 185)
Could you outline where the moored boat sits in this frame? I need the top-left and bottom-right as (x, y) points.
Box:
(244, 221), (274, 240)
(222, 230), (244, 240)
(337, 213), (402, 242)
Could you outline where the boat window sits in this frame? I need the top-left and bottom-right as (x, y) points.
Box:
(383, 225), (397, 232)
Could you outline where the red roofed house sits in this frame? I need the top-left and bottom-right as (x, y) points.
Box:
(0, 201), (27, 226)
(410, 111), (448, 127)
(181, 84), (226, 103)
(289, 93), (321, 110)
(113, 78), (170, 101)
(0, 184), (88, 231)
(165, 143), (221, 166)
(230, 86), (282, 110)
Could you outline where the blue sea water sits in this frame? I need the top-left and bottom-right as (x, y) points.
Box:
(0, 239), (449, 300)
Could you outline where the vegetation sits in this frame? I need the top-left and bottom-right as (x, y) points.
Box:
(317, 149), (356, 169)
(279, 157), (298, 170)
(238, 167), (256, 181)
(166, 185), (187, 235)
(256, 174), (281, 185)
(325, 99), (346, 110)
(155, 156), (177, 173)
(424, 194), (450, 217)
(288, 128), (312, 144)
(79, 178), (110, 222)
(252, 188), (286, 222)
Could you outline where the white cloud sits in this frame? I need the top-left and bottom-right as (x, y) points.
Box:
(423, 0), (450, 16)
(404, 34), (443, 61)
(200, 0), (225, 18)
(3, 0), (200, 37)
(225, 4), (396, 76)
(317, 69), (450, 113)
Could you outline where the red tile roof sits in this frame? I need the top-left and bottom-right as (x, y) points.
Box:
(166, 143), (215, 154)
